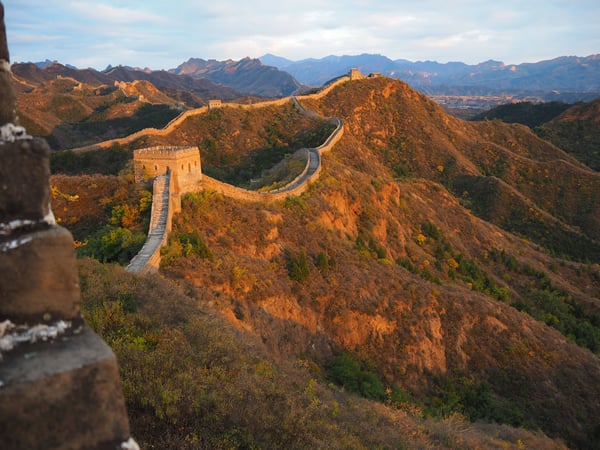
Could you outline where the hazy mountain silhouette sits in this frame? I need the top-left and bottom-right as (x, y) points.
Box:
(261, 53), (600, 97)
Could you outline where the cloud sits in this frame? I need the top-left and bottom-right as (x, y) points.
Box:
(3, 0), (598, 69)
(68, 1), (166, 24)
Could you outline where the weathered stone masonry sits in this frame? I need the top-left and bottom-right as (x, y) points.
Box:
(0, 4), (135, 448)
(134, 145), (202, 193)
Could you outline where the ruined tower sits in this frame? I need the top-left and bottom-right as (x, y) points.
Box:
(0, 4), (135, 448)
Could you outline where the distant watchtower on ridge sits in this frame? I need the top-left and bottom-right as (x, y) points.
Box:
(348, 68), (365, 80)
(133, 145), (202, 195)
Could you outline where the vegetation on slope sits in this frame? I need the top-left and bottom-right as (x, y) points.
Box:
(159, 180), (600, 447)
(470, 97), (600, 171)
(306, 78), (600, 262)
(472, 101), (571, 128)
(51, 144), (132, 175)
(50, 172), (150, 264)
(156, 78), (600, 448)
(78, 258), (567, 449)
(535, 97), (600, 171)
(15, 77), (181, 149)
(52, 76), (600, 448)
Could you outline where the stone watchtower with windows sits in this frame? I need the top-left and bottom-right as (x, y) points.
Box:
(133, 145), (202, 195)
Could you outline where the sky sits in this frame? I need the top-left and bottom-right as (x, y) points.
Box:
(3, 0), (599, 70)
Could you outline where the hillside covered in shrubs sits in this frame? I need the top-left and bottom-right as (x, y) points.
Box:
(52, 76), (600, 448)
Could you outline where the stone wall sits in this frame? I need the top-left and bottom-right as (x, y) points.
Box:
(0, 4), (135, 447)
(126, 171), (175, 273)
(70, 74), (352, 153)
(126, 71), (349, 272)
(133, 145), (202, 194)
(199, 114), (343, 202)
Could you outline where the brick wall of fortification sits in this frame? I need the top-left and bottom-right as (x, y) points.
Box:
(296, 76), (350, 102)
(199, 115), (343, 202)
(133, 146), (202, 194)
(125, 72), (347, 273)
(126, 171), (177, 273)
(71, 75), (353, 153)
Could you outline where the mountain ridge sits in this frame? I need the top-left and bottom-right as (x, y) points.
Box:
(169, 56), (306, 97)
(260, 52), (600, 96)
(158, 76), (600, 447)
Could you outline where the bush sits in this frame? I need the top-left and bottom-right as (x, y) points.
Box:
(328, 352), (387, 401)
(78, 226), (146, 264)
(286, 251), (311, 282)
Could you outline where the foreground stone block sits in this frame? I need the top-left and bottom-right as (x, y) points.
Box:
(0, 325), (131, 450)
(0, 226), (81, 323)
(0, 138), (51, 223)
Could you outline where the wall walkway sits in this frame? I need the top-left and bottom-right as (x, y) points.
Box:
(125, 172), (175, 273)
(199, 114), (343, 202)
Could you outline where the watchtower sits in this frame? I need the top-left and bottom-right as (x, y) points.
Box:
(349, 68), (364, 80)
(133, 145), (202, 194)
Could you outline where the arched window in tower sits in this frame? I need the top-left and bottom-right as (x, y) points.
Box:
(154, 164), (158, 173)
(188, 163), (191, 173)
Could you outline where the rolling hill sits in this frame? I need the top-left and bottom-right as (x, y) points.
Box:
(471, 98), (600, 172)
(51, 75), (600, 448)
(536, 98), (600, 171)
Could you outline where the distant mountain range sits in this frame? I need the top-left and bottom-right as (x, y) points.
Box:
(19, 52), (600, 104)
(14, 57), (303, 102)
(169, 57), (304, 97)
(260, 53), (600, 95)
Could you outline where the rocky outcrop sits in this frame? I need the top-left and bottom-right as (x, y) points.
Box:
(0, 4), (134, 448)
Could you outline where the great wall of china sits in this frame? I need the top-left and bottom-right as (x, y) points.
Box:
(69, 71), (359, 154)
(115, 70), (369, 273)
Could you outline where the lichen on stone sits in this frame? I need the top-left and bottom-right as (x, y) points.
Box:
(0, 319), (71, 359)
(0, 123), (31, 144)
(0, 235), (33, 252)
(120, 437), (140, 450)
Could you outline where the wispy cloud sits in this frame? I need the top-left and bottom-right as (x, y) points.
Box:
(68, 1), (166, 24)
(3, 0), (599, 69)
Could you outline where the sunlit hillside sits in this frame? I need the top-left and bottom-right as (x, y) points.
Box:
(52, 76), (600, 449)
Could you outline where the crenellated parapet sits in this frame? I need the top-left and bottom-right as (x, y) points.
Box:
(133, 145), (202, 196)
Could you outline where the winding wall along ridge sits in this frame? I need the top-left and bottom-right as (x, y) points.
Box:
(125, 75), (351, 273)
(199, 114), (343, 202)
(69, 75), (350, 153)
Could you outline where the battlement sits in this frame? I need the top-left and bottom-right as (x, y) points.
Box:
(133, 145), (198, 158)
(133, 145), (202, 195)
